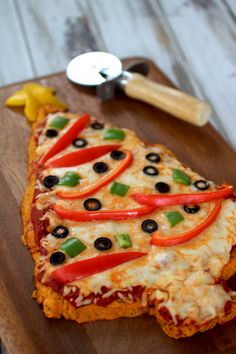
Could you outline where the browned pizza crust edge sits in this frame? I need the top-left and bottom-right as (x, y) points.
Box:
(21, 105), (236, 339)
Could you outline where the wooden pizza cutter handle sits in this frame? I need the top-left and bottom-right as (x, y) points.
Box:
(124, 73), (211, 127)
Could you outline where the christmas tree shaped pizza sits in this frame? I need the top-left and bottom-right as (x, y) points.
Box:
(22, 106), (236, 338)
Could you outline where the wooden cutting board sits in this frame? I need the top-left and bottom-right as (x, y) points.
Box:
(0, 58), (236, 354)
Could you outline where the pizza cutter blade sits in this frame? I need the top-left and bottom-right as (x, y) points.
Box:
(66, 51), (211, 126)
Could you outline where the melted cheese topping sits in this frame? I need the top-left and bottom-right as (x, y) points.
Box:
(35, 112), (236, 325)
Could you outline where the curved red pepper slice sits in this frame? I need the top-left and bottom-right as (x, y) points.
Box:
(39, 114), (91, 166)
(131, 185), (233, 207)
(51, 252), (146, 283)
(151, 200), (221, 247)
(52, 204), (156, 221)
(56, 149), (133, 199)
(45, 144), (121, 168)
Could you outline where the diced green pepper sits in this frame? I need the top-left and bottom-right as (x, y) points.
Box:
(115, 234), (132, 248)
(60, 237), (87, 257)
(165, 211), (184, 227)
(50, 116), (69, 129)
(104, 129), (125, 141)
(110, 181), (130, 196)
(58, 171), (81, 187)
(172, 169), (191, 185)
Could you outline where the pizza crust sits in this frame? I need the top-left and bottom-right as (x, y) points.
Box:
(149, 302), (236, 338)
(34, 281), (147, 322)
(221, 248), (236, 280)
(21, 106), (236, 338)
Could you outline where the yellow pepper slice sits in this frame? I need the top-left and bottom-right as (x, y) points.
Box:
(24, 92), (40, 122)
(5, 90), (28, 106)
(5, 82), (68, 122)
(36, 91), (67, 109)
(23, 83), (55, 95)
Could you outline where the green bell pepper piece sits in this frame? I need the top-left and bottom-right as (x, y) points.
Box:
(50, 116), (69, 129)
(165, 211), (184, 227)
(61, 237), (87, 257)
(172, 169), (191, 185)
(104, 129), (125, 141)
(58, 171), (81, 187)
(115, 234), (132, 248)
(110, 181), (130, 197)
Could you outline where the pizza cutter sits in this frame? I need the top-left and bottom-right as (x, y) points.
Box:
(66, 51), (211, 126)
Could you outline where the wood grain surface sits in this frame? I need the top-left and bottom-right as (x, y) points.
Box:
(0, 58), (236, 354)
(1, 0), (236, 148)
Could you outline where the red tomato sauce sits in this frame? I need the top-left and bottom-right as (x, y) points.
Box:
(31, 190), (49, 255)
(37, 269), (145, 308)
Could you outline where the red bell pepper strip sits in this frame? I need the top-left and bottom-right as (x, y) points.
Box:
(52, 204), (157, 221)
(131, 185), (233, 207)
(151, 200), (221, 247)
(45, 144), (121, 168)
(39, 113), (91, 166)
(56, 149), (133, 199)
(51, 252), (146, 283)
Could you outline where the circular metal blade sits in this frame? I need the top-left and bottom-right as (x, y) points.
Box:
(66, 51), (122, 86)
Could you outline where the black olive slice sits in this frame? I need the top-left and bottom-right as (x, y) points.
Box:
(143, 166), (159, 176)
(94, 237), (112, 251)
(183, 205), (200, 214)
(146, 153), (161, 163)
(51, 225), (69, 238)
(72, 138), (87, 148)
(93, 162), (108, 174)
(46, 129), (58, 138)
(91, 121), (104, 130)
(141, 219), (158, 233)
(193, 180), (210, 191)
(50, 251), (65, 265)
(155, 182), (170, 193)
(110, 150), (126, 160)
(43, 175), (59, 188)
(83, 198), (102, 211)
